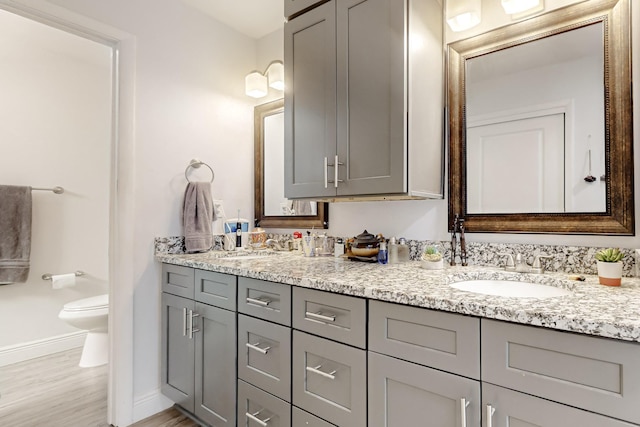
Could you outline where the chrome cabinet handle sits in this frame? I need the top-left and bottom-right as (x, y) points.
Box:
(486, 404), (495, 427)
(246, 342), (271, 355)
(460, 398), (470, 427)
(182, 307), (187, 337)
(324, 157), (328, 189)
(246, 297), (271, 307)
(306, 364), (336, 380)
(188, 310), (200, 339)
(325, 155), (344, 188)
(246, 410), (270, 427)
(305, 311), (336, 323)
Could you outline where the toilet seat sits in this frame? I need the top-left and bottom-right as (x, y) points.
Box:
(63, 294), (109, 312)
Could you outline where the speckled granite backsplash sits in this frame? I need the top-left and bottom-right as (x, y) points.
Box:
(154, 235), (638, 277)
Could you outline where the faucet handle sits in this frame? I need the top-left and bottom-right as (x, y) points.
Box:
(532, 254), (553, 274)
(497, 253), (515, 271)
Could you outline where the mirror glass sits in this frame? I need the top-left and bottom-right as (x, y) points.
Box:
(466, 23), (604, 214)
(254, 99), (328, 228)
(448, 0), (634, 234)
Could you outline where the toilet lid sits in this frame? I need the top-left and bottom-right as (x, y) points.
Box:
(63, 294), (109, 311)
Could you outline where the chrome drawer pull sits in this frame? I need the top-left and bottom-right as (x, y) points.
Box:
(486, 405), (495, 427)
(246, 410), (271, 427)
(305, 311), (336, 323)
(460, 398), (470, 427)
(182, 307), (187, 337)
(188, 310), (200, 339)
(246, 297), (271, 307)
(306, 364), (337, 380)
(246, 342), (271, 355)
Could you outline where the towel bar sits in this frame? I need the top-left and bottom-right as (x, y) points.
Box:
(32, 186), (64, 194)
(42, 271), (85, 281)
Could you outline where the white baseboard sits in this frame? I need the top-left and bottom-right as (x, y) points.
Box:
(132, 389), (173, 423)
(0, 331), (87, 367)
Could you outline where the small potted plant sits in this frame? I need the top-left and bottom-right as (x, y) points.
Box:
(421, 245), (444, 270)
(595, 248), (624, 286)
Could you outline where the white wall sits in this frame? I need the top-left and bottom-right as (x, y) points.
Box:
(0, 9), (111, 348)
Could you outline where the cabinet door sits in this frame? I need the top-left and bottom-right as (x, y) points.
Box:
(292, 331), (366, 427)
(161, 293), (195, 412)
(369, 352), (481, 427)
(482, 383), (637, 427)
(285, 0), (324, 18)
(194, 302), (236, 427)
(336, 0), (406, 196)
(284, 1), (337, 199)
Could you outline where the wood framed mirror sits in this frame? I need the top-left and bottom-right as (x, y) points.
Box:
(448, 0), (633, 234)
(254, 98), (329, 229)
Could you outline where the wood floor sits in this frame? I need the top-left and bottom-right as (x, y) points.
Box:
(0, 348), (201, 427)
(0, 347), (108, 427)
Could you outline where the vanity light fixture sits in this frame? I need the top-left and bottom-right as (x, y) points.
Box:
(501, 0), (541, 15)
(446, 0), (481, 32)
(245, 60), (284, 98)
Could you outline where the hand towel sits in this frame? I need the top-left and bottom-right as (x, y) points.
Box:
(0, 185), (32, 283)
(183, 182), (215, 253)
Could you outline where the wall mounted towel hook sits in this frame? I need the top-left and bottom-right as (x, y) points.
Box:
(185, 158), (214, 183)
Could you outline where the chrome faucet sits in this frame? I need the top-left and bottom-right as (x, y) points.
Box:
(265, 239), (284, 251)
(497, 253), (552, 274)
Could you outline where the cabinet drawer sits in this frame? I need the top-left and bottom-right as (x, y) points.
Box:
(292, 331), (366, 427)
(161, 264), (194, 298)
(285, 0), (325, 19)
(369, 352), (481, 427)
(237, 380), (291, 427)
(238, 277), (291, 326)
(194, 270), (236, 310)
(238, 314), (292, 401)
(369, 300), (479, 379)
(482, 383), (637, 427)
(482, 319), (640, 424)
(292, 406), (336, 427)
(293, 287), (366, 348)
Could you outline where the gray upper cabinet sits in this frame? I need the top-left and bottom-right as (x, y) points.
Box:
(284, 0), (444, 200)
(285, 0), (325, 18)
(284, 1), (337, 199)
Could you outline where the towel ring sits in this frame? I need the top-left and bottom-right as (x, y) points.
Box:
(185, 159), (214, 183)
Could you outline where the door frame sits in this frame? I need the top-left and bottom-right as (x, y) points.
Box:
(0, 1), (136, 425)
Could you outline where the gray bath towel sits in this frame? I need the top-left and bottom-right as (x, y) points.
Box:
(183, 182), (215, 253)
(0, 185), (32, 283)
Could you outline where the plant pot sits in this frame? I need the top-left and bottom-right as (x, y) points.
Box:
(421, 259), (444, 270)
(596, 260), (623, 286)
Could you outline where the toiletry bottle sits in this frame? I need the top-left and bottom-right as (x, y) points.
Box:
(388, 237), (398, 264)
(378, 241), (388, 264)
(397, 238), (410, 262)
(334, 238), (345, 257)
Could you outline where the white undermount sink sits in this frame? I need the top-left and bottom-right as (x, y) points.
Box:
(450, 279), (571, 299)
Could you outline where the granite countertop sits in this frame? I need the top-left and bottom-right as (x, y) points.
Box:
(156, 250), (640, 343)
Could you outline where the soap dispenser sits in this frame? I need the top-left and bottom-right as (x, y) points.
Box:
(397, 238), (410, 262)
(388, 237), (399, 264)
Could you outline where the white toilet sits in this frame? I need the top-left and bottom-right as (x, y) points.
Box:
(58, 293), (109, 367)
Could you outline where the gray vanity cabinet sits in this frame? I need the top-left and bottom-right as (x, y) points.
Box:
(284, 0), (444, 200)
(482, 384), (636, 427)
(193, 302), (236, 427)
(161, 292), (195, 412)
(369, 352), (481, 427)
(161, 264), (237, 427)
